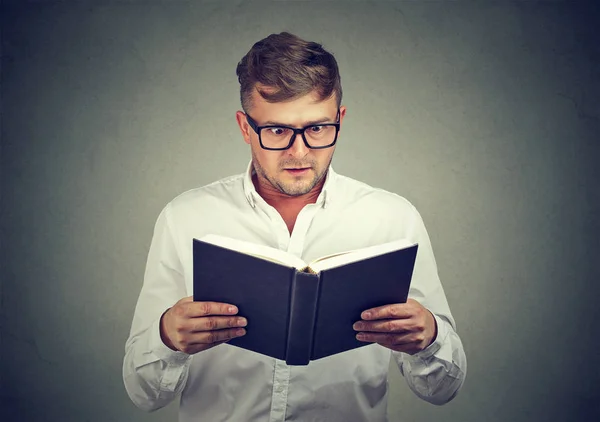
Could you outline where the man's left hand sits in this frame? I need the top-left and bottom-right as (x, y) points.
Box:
(353, 299), (438, 355)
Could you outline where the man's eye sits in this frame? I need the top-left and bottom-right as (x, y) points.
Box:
(268, 127), (288, 136)
(309, 125), (324, 133)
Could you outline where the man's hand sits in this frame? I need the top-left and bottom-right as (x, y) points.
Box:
(353, 299), (438, 355)
(160, 296), (247, 355)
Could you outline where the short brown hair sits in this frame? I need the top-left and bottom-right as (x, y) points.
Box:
(236, 32), (342, 112)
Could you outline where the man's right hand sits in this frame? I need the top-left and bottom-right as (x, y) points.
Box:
(159, 296), (247, 354)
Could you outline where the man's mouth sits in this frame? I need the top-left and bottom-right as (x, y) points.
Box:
(284, 167), (310, 174)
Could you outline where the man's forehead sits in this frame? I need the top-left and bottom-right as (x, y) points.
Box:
(249, 87), (337, 120)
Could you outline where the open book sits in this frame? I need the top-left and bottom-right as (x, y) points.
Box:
(193, 234), (418, 365)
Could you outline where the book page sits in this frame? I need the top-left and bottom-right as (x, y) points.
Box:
(308, 238), (417, 273)
(199, 234), (307, 269)
(307, 250), (355, 265)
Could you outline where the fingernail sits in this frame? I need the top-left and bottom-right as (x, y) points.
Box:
(353, 322), (363, 330)
(236, 328), (246, 336)
(238, 318), (247, 327)
(362, 311), (371, 319)
(356, 333), (366, 341)
(229, 306), (237, 313)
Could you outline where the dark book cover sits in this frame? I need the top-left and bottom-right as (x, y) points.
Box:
(193, 240), (295, 361)
(193, 238), (418, 365)
(311, 245), (418, 360)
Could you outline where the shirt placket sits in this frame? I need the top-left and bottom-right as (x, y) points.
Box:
(268, 360), (290, 422)
(265, 202), (322, 421)
(287, 204), (319, 256)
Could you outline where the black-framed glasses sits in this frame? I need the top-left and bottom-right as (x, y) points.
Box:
(245, 110), (340, 150)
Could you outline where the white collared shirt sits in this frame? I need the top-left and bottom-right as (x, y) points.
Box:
(123, 161), (467, 422)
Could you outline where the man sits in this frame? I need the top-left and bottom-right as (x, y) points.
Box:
(123, 32), (466, 421)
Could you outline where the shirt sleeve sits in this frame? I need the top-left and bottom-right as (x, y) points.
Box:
(391, 204), (467, 405)
(122, 203), (192, 411)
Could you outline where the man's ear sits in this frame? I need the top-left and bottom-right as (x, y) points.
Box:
(338, 105), (347, 134)
(236, 111), (252, 145)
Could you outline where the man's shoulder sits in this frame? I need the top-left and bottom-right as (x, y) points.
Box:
(166, 172), (245, 212)
(334, 171), (417, 214)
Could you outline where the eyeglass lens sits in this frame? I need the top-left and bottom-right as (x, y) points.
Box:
(261, 125), (336, 149)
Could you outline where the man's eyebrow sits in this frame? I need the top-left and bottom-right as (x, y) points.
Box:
(263, 116), (334, 126)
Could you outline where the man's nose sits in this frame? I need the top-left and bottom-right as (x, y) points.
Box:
(286, 132), (309, 157)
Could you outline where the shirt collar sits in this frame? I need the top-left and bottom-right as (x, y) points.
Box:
(242, 160), (336, 209)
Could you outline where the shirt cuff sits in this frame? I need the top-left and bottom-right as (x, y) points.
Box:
(393, 313), (447, 361)
(148, 313), (192, 365)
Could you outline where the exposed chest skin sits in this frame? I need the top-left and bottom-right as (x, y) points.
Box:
(278, 204), (305, 234)
(266, 196), (318, 234)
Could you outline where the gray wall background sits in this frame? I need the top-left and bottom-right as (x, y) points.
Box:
(2, 1), (599, 421)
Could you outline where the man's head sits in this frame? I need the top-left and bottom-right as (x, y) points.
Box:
(235, 32), (346, 198)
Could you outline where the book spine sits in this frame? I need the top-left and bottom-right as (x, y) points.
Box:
(285, 271), (320, 365)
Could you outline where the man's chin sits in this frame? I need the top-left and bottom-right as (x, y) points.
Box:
(279, 186), (312, 197)
(277, 180), (315, 197)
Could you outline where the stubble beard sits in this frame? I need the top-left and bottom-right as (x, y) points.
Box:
(252, 151), (331, 197)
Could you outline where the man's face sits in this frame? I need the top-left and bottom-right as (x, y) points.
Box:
(236, 88), (346, 197)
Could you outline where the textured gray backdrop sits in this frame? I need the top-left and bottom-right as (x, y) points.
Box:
(2, 1), (599, 421)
